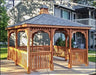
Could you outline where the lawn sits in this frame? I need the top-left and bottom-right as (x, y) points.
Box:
(0, 48), (7, 60)
(88, 50), (96, 62)
(0, 48), (96, 62)
(88, 55), (96, 62)
(88, 50), (96, 54)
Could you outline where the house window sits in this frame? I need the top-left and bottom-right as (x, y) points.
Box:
(61, 9), (70, 20)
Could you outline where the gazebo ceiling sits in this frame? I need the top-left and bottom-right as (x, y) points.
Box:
(7, 14), (91, 28)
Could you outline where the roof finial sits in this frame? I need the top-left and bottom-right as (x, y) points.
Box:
(39, 5), (49, 14)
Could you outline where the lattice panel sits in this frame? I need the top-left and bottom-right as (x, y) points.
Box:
(30, 51), (51, 70)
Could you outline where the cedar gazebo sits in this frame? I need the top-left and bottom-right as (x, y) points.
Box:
(6, 5), (91, 74)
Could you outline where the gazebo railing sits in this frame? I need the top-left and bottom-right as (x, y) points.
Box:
(8, 47), (27, 69)
(32, 46), (50, 52)
(30, 51), (51, 70)
(8, 47), (16, 61)
(71, 48), (87, 65)
(53, 46), (67, 57)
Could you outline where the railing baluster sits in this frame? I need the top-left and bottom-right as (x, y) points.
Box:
(30, 51), (50, 70)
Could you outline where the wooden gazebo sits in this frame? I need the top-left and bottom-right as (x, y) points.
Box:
(6, 5), (91, 74)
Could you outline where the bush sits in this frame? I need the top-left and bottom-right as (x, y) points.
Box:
(55, 37), (74, 47)
(55, 37), (65, 46)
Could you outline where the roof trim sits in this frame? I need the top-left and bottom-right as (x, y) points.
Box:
(6, 24), (91, 30)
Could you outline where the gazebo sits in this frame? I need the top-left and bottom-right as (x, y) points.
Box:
(6, 5), (91, 74)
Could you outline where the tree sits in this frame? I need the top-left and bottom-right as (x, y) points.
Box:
(92, 1), (96, 7)
(0, 0), (9, 42)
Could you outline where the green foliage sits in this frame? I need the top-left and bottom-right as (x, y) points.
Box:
(72, 0), (81, 3)
(56, 37), (74, 47)
(55, 37), (65, 46)
(92, 1), (96, 7)
(0, 0), (9, 42)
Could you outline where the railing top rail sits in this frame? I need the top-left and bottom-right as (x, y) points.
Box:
(31, 51), (51, 55)
(33, 46), (50, 47)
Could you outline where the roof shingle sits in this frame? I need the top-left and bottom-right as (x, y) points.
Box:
(7, 14), (91, 28)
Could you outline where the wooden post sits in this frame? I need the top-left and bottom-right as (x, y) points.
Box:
(68, 29), (72, 68)
(32, 35), (34, 52)
(85, 30), (89, 66)
(15, 30), (18, 65)
(50, 29), (55, 71)
(26, 28), (31, 74)
(7, 30), (10, 60)
(65, 35), (67, 61)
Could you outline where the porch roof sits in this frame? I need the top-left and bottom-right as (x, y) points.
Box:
(7, 14), (91, 28)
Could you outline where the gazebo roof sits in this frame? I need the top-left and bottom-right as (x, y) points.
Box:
(7, 14), (91, 28)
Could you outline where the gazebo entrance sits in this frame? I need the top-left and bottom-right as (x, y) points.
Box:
(6, 5), (90, 74)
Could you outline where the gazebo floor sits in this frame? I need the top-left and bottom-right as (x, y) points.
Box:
(1, 56), (95, 75)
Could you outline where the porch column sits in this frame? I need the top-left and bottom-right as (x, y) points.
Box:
(50, 29), (55, 71)
(26, 28), (31, 73)
(32, 34), (34, 52)
(85, 30), (89, 66)
(7, 30), (10, 60)
(15, 30), (18, 65)
(68, 29), (72, 68)
(65, 35), (67, 61)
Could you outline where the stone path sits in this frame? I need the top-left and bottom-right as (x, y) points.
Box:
(1, 56), (96, 75)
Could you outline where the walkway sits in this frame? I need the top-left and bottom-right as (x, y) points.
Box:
(1, 56), (96, 75)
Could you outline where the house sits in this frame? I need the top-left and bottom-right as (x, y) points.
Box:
(54, 2), (96, 50)
(7, 0), (96, 50)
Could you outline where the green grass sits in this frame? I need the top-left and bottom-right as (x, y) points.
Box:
(0, 47), (7, 60)
(88, 50), (96, 62)
(88, 50), (96, 54)
(88, 55), (96, 62)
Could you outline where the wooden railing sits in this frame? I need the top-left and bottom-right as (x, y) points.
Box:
(17, 46), (50, 52)
(32, 46), (50, 52)
(71, 49), (86, 65)
(8, 47), (27, 69)
(53, 46), (67, 58)
(16, 48), (27, 69)
(8, 47), (16, 61)
(30, 51), (51, 70)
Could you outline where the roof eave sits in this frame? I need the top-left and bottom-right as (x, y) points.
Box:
(6, 24), (91, 30)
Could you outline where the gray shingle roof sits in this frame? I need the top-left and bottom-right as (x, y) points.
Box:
(7, 14), (91, 28)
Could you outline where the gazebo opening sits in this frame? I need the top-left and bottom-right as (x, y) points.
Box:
(72, 32), (86, 49)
